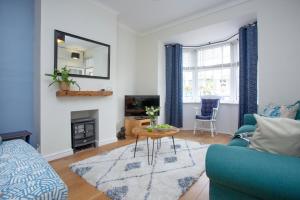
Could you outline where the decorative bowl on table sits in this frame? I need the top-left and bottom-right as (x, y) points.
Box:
(146, 124), (175, 132)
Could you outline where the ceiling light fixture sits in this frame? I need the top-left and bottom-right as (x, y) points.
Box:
(56, 32), (65, 44)
(71, 52), (80, 59)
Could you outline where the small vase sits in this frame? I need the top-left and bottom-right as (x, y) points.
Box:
(150, 117), (157, 127)
(59, 82), (70, 91)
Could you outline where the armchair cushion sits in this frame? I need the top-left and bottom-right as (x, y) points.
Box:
(196, 115), (212, 120)
(201, 99), (219, 116)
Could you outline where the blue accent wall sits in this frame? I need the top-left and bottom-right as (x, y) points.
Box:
(0, 0), (36, 146)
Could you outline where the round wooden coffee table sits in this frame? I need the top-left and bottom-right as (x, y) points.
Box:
(132, 126), (180, 165)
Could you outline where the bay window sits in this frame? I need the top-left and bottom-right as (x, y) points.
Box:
(182, 41), (239, 103)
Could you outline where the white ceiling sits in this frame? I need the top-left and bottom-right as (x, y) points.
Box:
(165, 14), (256, 46)
(96, 0), (245, 33)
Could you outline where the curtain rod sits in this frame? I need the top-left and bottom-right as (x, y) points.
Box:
(182, 21), (257, 48)
(183, 32), (238, 48)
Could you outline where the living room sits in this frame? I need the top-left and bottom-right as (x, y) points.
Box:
(1, 0), (300, 199)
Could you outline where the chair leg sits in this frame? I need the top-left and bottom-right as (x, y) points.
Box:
(193, 119), (197, 135)
(200, 121), (204, 133)
(210, 121), (214, 137)
(213, 122), (217, 135)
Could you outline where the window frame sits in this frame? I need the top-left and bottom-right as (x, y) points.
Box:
(182, 41), (239, 104)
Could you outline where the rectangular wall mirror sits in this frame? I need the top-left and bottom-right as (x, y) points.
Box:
(54, 30), (110, 79)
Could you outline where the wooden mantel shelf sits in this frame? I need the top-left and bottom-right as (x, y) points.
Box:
(56, 90), (113, 97)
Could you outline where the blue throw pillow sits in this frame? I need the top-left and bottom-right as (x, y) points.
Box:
(0, 136), (2, 145)
(262, 103), (299, 119)
(262, 104), (281, 117)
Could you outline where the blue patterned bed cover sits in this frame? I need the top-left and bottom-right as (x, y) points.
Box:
(0, 139), (68, 199)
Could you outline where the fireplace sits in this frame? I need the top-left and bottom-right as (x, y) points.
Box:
(71, 118), (96, 151)
(71, 110), (98, 152)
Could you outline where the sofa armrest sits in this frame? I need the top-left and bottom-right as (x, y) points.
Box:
(243, 114), (257, 125)
(206, 144), (300, 200)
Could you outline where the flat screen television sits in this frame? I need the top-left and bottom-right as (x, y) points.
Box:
(125, 95), (160, 117)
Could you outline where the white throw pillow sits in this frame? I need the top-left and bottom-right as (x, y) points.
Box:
(250, 114), (300, 157)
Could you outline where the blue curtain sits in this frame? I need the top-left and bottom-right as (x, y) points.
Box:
(165, 44), (183, 127)
(239, 22), (258, 126)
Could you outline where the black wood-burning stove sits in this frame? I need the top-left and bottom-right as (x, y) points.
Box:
(71, 118), (96, 152)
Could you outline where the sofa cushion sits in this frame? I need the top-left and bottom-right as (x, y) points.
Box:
(296, 110), (300, 120)
(206, 144), (300, 200)
(250, 115), (300, 157)
(294, 101), (300, 120)
(235, 125), (256, 135)
(243, 114), (257, 125)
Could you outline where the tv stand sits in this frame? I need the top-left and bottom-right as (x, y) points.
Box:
(134, 116), (148, 120)
(125, 117), (150, 136)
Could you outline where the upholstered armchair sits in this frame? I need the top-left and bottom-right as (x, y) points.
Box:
(193, 96), (220, 137)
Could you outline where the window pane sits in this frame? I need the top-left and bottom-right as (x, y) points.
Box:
(183, 51), (192, 67)
(182, 42), (239, 103)
(197, 68), (231, 99)
(197, 44), (231, 66)
(222, 45), (231, 64)
(183, 71), (193, 102)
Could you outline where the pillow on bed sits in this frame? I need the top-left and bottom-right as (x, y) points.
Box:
(0, 136), (2, 145)
(250, 114), (300, 157)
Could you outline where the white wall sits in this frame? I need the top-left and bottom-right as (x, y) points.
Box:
(39, 0), (119, 158)
(116, 24), (138, 130)
(85, 46), (109, 77)
(136, 0), (300, 134)
(257, 0), (300, 107)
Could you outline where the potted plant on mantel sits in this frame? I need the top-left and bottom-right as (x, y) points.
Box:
(46, 66), (80, 91)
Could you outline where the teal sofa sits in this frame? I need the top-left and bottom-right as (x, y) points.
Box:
(206, 108), (300, 200)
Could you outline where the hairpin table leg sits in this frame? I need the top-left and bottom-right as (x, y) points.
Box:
(133, 135), (139, 158)
(172, 136), (176, 155)
(159, 138), (161, 148)
(147, 137), (150, 165)
(151, 139), (155, 165)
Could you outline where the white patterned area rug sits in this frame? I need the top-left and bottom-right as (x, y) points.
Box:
(70, 138), (209, 200)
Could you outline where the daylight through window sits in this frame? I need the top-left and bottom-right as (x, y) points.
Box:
(182, 41), (239, 103)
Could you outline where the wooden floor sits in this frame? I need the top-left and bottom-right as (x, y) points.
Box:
(50, 131), (231, 200)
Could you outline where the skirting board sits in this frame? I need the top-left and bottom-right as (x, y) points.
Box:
(180, 128), (234, 135)
(43, 148), (74, 161)
(43, 137), (118, 161)
(97, 137), (118, 147)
